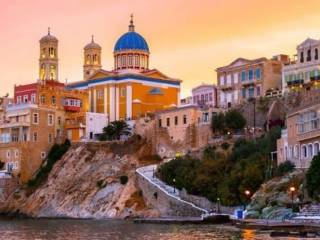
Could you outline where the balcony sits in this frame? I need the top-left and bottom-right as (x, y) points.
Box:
(297, 119), (320, 141)
(6, 103), (37, 111)
(219, 84), (234, 91)
(287, 79), (304, 87)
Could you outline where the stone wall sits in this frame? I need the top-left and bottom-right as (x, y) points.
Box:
(179, 189), (236, 215)
(0, 176), (18, 202)
(136, 171), (205, 217)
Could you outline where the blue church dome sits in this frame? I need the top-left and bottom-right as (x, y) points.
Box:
(114, 16), (149, 52)
(114, 32), (149, 52)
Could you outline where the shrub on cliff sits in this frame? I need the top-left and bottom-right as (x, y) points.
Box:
(275, 161), (295, 177)
(306, 155), (320, 200)
(157, 127), (280, 206)
(27, 139), (71, 189)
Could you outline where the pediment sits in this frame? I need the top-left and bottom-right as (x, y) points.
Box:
(228, 58), (251, 67)
(88, 69), (114, 80)
(298, 38), (319, 48)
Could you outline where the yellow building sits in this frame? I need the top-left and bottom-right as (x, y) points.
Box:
(69, 16), (181, 120)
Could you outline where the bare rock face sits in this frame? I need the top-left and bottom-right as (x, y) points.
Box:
(0, 138), (160, 219)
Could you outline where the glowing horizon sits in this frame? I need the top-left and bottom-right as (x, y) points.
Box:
(1, 0), (320, 98)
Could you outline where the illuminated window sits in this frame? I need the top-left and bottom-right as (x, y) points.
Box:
(40, 64), (46, 80)
(41, 48), (46, 58)
(86, 54), (90, 64)
(50, 65), (56, 80)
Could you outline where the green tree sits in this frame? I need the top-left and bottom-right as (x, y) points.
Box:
(224, 109), (246, 132)
(211, 112), (225, 134)
(275, 161), (295, 177)
(306, 155), (320, 199)
(100, 120), (131, 141)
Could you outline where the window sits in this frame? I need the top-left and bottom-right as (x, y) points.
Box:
(314, 142), (320, 156)
(120, 88), (126, 97)
(48, 114), (54, 126)
(248, 88), (254, 98)
(183, 115), (187, 124)
(242, 88), (246, 98)
(50, 65), (56, 80)
(48, 133), (53, 143)
(316, 48), (319, 60)
(51, 96), (56, 105)
(128, 55), (133, 67)
(23, 95), (28, 103)
(58, 117), (61, 125)
(300, 51), (304, 63)
(40, 95), (46, 104)
(33, 113), (39, 124)
(33, 132), (38, 142)
(255, 68), (261, 80)
(158, 119), (162, 128)
(166, 118), (170, 127)
(31, 94), (36, 104)
(256, 86), (261, 96)
(135, 55), (140, 67)
(17, 96), (22, 104)
(308, 144), (313, 157)
(248, 69), (253, 81)
(6, 150), (10, 159)
(174, 116), (178, 125)
(41, 152), (46, 159)
(15, 150), (19, 158)
(307, 49), (311, 61)
(97, 90), (104, 100)
(209, 93), (213, 101)
(241, 71), (246, 81)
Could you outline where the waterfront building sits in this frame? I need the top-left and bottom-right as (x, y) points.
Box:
(216, 55), (288, 108)
(277, 89), (320, 168)
(68, 16), (181, 121)
(282, 38), (320, 93)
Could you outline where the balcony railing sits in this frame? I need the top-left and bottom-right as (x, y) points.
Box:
(287, 79), (304, 86)
(6, 103), (37, 111)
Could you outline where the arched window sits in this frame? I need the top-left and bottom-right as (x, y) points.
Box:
(50, 65), (56, 80)
(307, 49), (311, 61)
(51, 96), (56, 105)
(315, 48), (319, 60)
(40, 64), (46, 80)
(300, 51), (304, 63)
(141, 55), (145, 69)
(121, 55), (126, 68)
(294, 145), (299, 158)
(86, 54), (90, 64)
(128, 54), (133, 67)
(41, 48), (46, 58)
(302, 145), (307, 158)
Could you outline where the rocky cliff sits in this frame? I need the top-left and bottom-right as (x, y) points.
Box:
(246, 170), (306, 219)
(0, 136), (160, 219)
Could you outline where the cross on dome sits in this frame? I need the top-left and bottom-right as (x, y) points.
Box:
(129, 14), (135, 32)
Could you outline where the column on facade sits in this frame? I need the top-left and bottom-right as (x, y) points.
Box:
(126, 85), (132, 120)
(88, 89), (92, 112)
(109, 86), (115, 121)
(115, 86), (120, 120)
(93, 88), (97, 112)
(104, 86), (108, 115)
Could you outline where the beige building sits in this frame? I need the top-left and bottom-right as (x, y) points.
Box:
(216, 55), (288, 108)
(0, 104), (56, 183)
(282, 38), (320, 93)
(277, 89), (320, 168)
(155, 106), (220, 150)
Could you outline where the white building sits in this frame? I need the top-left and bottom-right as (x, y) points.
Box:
(191, 84), (217, 107)
(282, 38), (320, 93)
(85, 112), (108, 140)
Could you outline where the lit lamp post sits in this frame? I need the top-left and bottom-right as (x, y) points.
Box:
(217, 197), (221, 214)
(244, 190), (251, 210)
(173, 178), (176, 194)
(289, 186), (296, 212)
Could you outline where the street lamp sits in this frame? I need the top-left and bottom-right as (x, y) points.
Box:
(244, 190), (251, 210)
(173, 178), (176, 194)
(289, 186), (296, 212)
(217, 197), (221, 214)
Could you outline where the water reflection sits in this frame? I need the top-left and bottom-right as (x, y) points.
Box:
(0, 218), (306, 240)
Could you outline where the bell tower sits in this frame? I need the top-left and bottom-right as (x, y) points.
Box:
(83, 35), (102, 80)
(39, 28), (59, 83)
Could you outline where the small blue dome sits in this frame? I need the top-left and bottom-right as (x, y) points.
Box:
(114, 31), (149, 52)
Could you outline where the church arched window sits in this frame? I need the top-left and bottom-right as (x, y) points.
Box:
(40, 64), (46, 80)
(307, 49), (312, 61)
(135, 55), (139, 68)
(41, 48), (46, 58)
(300, 51), (304, 63)
(50, 65), (56, 80)
(128, 54), (133, 67)
(315, 48), (319, 60)
(86, 54), (90, 64)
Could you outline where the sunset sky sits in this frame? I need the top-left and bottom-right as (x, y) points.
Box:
(1, 0), (320, 97)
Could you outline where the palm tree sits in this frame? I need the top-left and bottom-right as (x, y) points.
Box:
(100, 120), (131, 141)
